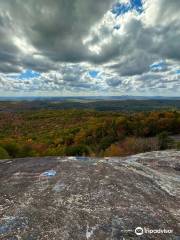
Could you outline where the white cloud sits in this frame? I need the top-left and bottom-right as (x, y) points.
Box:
(0, 0), (179, 96)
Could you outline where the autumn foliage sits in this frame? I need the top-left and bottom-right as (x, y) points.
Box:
(0, 110), (179, 159)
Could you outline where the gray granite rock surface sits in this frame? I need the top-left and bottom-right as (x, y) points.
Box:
(0, 151), (180, 239)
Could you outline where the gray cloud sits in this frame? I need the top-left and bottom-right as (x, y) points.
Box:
(0, 0), (179, 95)
(0, 0), (114, 63)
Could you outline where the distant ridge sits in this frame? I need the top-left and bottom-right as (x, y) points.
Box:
(0, 95), (180, 101)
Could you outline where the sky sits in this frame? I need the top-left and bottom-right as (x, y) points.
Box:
(0, 0), (180, 97)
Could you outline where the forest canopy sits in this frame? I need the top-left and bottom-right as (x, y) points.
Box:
(0, 109), (179, 159)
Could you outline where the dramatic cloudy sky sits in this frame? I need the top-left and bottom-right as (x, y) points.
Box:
(0, 0), (180, 96)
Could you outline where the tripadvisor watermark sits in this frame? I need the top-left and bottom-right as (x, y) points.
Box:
(135, 226), (173, 236)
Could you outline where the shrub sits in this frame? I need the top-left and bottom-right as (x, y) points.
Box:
(175, 142), (180, 150)
(105, 137), (159, 157)
(99, 136), (117, 151)
(157, 132), (172, 150)
(18, 144), (37, 158)
(105, 144), (123, 156)
(3, 142), (20, 158)
(65, 145), (89, 156)
(0, 146), (10, 159)
(45, 146), (65, 156)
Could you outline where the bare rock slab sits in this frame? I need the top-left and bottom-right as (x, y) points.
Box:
(0, 151), (180, 239)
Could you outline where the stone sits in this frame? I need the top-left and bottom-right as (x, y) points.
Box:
(0, 151), (179, 239)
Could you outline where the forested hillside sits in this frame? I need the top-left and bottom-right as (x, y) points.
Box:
(0, 109), (180, 159)
(1, 99), (180, 112)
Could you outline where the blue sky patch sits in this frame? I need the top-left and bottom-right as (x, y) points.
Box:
(89, 70), (99, 78)
(150, 61), (167, 72)
(131, 0), (143, 13)
(176, 70), (180, 74)
(111, 0), (143, 17)
(18, 69), (40, 80)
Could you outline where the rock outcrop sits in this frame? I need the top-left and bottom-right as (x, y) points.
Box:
(0, 151), (180, 240)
